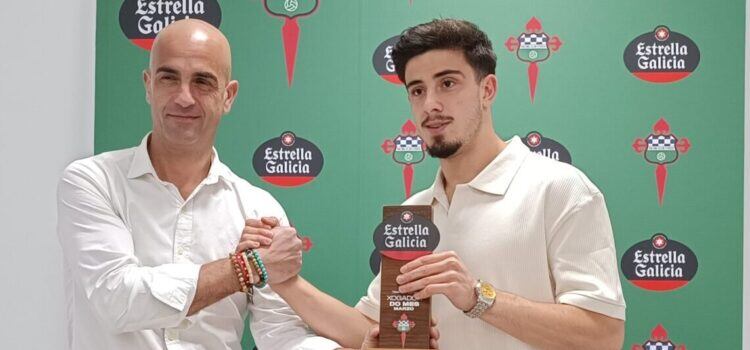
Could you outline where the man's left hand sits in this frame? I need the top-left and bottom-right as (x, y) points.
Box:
(396, 251), (477, 312)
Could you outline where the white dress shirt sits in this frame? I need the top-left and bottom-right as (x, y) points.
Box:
(356, 136), (625, 349)
(57, 134), (340, 350)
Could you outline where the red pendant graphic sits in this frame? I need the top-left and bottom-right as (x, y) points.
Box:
(505, 17), (562, 103)
(632, 324), (687, 350)
(632, 118), (691, 206)
(381, 120), (426, 198)
(263, 0), (319, 87)
(392, 313), (416, 348)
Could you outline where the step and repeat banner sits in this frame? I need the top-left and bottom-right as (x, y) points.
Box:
(95, 0), (745, 348)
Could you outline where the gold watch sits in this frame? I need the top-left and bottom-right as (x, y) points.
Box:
(465, 280), (496, 318)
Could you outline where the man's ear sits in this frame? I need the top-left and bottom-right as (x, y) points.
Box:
(223, 80), (239, 114)
(480, 74), (498, 109)
(143, 69), (152, 104)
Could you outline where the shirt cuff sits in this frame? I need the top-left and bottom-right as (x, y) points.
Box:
(557, 292), (626, 320)
(355, 298), (379, 322)
(148, 263), (201, 311)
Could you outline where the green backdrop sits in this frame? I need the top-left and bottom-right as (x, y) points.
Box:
(96, 0), (746, 348)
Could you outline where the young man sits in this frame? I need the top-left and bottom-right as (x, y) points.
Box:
(245, 19), (625, 350)
(57, 19), (341, 349)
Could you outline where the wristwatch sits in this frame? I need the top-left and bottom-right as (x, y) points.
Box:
(464, 280), (496, 318)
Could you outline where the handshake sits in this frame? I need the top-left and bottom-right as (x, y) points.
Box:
(234, 217), (302, 286)
(231, 217), (440, 349)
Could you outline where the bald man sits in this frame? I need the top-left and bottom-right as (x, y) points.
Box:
(57, 19), (341, 350)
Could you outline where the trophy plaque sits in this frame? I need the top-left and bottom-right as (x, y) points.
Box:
(372, 205), (440, 349)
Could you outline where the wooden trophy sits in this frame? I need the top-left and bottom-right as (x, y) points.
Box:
(372, 205), (440, 350)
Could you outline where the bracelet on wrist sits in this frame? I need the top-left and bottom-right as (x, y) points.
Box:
(229, 253), (250, 293)
(245, 249), (269, 288)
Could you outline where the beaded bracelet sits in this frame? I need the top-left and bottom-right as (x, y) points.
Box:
(240, 251), (255, 285)
(229, 253), (250, 293)
(245, 249), (269, 288)
(244, 249), (263, 288)
(237, 251), (256, 302)
(244, 250), (260, 288)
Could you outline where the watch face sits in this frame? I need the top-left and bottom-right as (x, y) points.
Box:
(480, 283), (496, 299)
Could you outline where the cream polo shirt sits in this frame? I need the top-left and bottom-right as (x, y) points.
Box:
(355, 136), (625, 349)
(57, 134), (340, 350)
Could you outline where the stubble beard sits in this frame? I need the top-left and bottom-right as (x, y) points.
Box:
(425, 103), (483, 159)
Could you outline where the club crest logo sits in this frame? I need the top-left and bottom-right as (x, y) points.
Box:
(381, 120), (426, 198)
(632, 118), (691, 205)
(262, 0), (319, 86)
(372, 35), (402, 84)
(624, 26), (700, 83)
(252, 131), (324, 187)
(631, 324), (687, 350)
(392, 313), (416, 348)
(621, 234), (698, 292)
(505, 17), (562, 103)
(522, 131), (571, 164)
(119, 0), (222, 51)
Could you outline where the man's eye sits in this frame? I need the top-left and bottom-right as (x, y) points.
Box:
(410, 88), (423, 97)
(195, 78), (216, 89)
(443, 80), (455, 88)
(160, 75), (176, 82)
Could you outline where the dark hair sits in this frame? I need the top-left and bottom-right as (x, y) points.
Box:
(392, 19), (497, 83)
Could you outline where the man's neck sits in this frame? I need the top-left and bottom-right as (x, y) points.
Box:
(440, 130), (506, 203)
(148, 135), (213, 200)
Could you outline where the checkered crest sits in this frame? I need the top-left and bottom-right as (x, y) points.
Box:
(517, 33), (550, 63)
(392, 135), (425, 165)
(642, 340), (675, 350)
(646, 134), (677, 152)
(395, 135), (422, 152)
(395, 319), (413, 332)
(519, 33), (549, 50)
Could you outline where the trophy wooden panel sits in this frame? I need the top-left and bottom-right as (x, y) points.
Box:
(377, 205), (432, 349)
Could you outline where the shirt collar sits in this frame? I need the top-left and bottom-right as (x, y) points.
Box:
(428, 135), (530, 203)
(126, 133), (232, 185)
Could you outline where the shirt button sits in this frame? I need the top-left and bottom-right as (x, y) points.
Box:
(165, 329), (178, 342)
(177, 248), (184, 255)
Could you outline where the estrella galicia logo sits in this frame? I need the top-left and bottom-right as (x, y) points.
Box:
(624, 26), (700, 83)
(521, 131), (571, 164)
(631, 324), (686, 350)
(372, 35), (402, 84)
(119, 0), (222, 51)
(621, 234), (698, 292)
(252, 131), (323, 187)
(373, 211), (440, 261)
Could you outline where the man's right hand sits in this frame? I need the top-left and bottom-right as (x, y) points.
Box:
(239, 217), (302, 285)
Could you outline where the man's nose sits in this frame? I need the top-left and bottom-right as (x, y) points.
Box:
(424, 90), (443, 113)
(174, 83), (196, 108)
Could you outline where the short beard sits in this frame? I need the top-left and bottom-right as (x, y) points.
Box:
(426, 136), (462, 158)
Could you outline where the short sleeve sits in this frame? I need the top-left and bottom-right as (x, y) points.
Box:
(547, 192), (626, 320)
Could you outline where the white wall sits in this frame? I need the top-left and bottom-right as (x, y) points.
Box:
(0, 1), (96, 348)
(744, 0), (749, 348)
